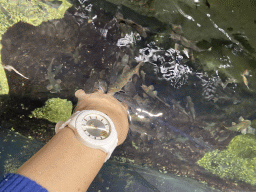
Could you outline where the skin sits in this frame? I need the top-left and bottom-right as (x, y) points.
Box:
(16, 89), (129, 192)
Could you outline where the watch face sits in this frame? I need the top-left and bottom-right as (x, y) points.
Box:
(82, 113), (111, 140)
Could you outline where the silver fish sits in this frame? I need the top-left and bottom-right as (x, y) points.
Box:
(186, 96), (196, 121)
(141, 84), (171, 108)
(108, 62), (144, 94)
(171, 99), (189, 117)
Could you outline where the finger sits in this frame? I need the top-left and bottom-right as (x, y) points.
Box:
(75, 89), (87, 100)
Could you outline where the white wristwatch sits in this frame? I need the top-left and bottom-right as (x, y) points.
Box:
(55, 110), (118, 162)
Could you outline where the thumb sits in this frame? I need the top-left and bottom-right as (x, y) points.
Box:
(74, 89), (88, 112)
(75, 89), (87, 100)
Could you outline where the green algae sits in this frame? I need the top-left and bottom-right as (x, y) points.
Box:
(0, 0), (72, 95)
(0, 56), (9, 95)
(0, 0), (72, 29)
(197, 134), (256, 185)
(252, 119), (256, 129)
(30, 98), (73, 123)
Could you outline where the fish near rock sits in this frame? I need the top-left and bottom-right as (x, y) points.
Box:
(220, 77), (237, 89)
(46, 58), (62, 93)
(116, 13), (149, 38)
(225, 116), (254, 134)
(108, 62), (144, 94)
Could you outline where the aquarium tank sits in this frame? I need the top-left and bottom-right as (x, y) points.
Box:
(0, 0), (256, 191)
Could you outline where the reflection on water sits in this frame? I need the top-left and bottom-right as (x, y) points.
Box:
(1, 0), (256, 191)
(136, 43), (193, 88)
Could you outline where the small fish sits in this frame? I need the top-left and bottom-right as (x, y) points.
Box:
(3, 65), (29, 80)
(141, 84), (171, 107)
(170, 23), (184, 35)
(129, 123), (157, 140)
(133, 94), (151, 107)
(225, 116), (251, 132)
(186, 96), (196, 121)
(113, 54), (130, 74)
(116, 13), (149, 38)
(220, 77), (237, 89)
(140, 70), (146, 83)
(108, 62), (144, 94)
(170, 31), (203, 52)
(94, 79), (108, 93)
(242, 69), (249, 76)
(212, 95), (240, 104)
(117, 18), (149, 38)
(241, 69), (250, 90)
(171, 99), (189, 117)
(46, 58), (62, 93)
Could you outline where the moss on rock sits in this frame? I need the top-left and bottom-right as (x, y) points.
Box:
(252, 119), (256, 129)
(197, 134), (256, 185)
(30, 98), (73, 123)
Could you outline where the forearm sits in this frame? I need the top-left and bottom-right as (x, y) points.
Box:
(16, 127), (106, 192)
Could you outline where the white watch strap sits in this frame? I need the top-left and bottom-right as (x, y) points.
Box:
(55, 111), (118, 162)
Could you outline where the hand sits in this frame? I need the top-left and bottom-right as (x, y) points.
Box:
(74, 89), (129, 146)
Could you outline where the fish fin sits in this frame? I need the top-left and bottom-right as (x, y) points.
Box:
(141, 84), (147, 91)
(213, 97), (218, 103)
(171, 23), (183, 35)
(140, 70), (146, 75)
(175, 43), (181, 51)
(241, 128), (247, 134)
(132, 75), (138, 84)
(140, 70), (146, 82)
(243, 69), (249, 76)
(148, 85), (154, 90)
(122, 65), (130, 74)
(239, 116), (244, 121)
(143, 93), (148, 98)
(135, 62), (144, 77)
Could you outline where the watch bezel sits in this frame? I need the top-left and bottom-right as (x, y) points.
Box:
(75, 110), (117, 146)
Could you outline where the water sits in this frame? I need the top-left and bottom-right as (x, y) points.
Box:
(0, 0), (256, 191)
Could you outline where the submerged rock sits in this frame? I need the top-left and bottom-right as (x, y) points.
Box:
(30, 98), (72, 123)
(197, 134), (256, 185)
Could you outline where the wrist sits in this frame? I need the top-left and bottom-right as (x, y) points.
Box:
(16, 127), (106, 192)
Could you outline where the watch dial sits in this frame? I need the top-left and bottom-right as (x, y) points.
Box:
(82, 114), (111, 140)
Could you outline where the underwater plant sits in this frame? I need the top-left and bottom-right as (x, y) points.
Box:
(197, 134), (256, 185)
